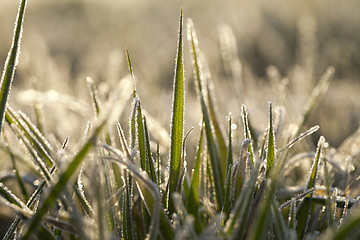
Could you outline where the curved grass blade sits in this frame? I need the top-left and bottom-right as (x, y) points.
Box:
(266, 102), (276, 177)
(21, 120), (105, 239)
(168, 9), (185, 215)
(0, 0), (27, 135)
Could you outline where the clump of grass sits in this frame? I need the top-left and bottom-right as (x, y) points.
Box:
(1, 1), (360, 240)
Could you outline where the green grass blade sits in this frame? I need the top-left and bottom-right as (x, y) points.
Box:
(0, 0), (27, 135)
(3, 138), (30, 201)
(6, 108), (54, 168)
(226, 161), (260, 239)
(168, 9), (185, 215)
(115, 121), (134, 240)
(21, 121), (105, 239)
(187, 125), (204, 233)
(87, 77), (102, 117)
(18, 111), (53, 158)
(296, 136), (325, 238)
(136, 102), (146, 170)
(143, 117), (157, 183)
(266, 102), (276, 177)
(241, 105), (255, 166)
(0, 183), (26, 208)
(272, 199), (289, 239)
(232, 139), (250, 202)
(222, 114), (233, 218)
(206, 83), (227, 177)
(187, 17), (224, 209)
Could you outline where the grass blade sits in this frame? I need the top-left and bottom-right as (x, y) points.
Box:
(187, 18), (224, 209)
(296, 136), (325, 238)
(0, 0), (27, 135)
(168, 9), (185, 215)
(266, 102), (276, 177)
(187, 124), (204, 232)
(241, 105), (255, 166)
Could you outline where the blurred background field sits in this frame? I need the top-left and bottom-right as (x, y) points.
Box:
(1, 0), (360, 237)
(1, 0), (360, 149)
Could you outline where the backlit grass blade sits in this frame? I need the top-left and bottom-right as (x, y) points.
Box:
(21, 120), (105, 239)
(187, 17), (224, 209)
(207, 82), (227, 177)
(87, 76), (102, 117)
(0, 183), (27, 209)
(0, 0), (27, 135)
(241, 105), (254, 166)
(143, 116), (157, 183)
(232, 139), (250, 202)
(266, 102), (275, 177)
(18, 111), (53, 157)
(136, 102), (146, 170)
(5, 108), (54, 168)
(299, 67), (334, 131)
(187, 124), (203, 232)
(116, 121), (134, 240)
(168, 9), (185, 215)
(296, 136), (325, 238)
(222, 115), (233, 219)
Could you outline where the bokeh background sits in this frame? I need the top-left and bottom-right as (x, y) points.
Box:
(0, 0), (360, 235)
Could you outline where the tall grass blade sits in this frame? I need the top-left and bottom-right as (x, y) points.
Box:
(187, 18), (224, 209)
(168, 9), (185, 215)
(136, 102), (147, 170)
(0, 0), (27, 135)
(206, 82), (227, 177)
(143, 116), (157, 184)
(116, 121), (134, 240)
(226, 161), (260, 239)
(187, 124), (203, 231)
(222, 115), (233, 219)
(266, 102), (276, 177)
(296, 136), (325, 238)
(241, 105), (255, 166)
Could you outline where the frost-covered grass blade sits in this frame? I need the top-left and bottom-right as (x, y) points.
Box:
(0, 0), (27, 135)
(168, 9), (185, 215)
